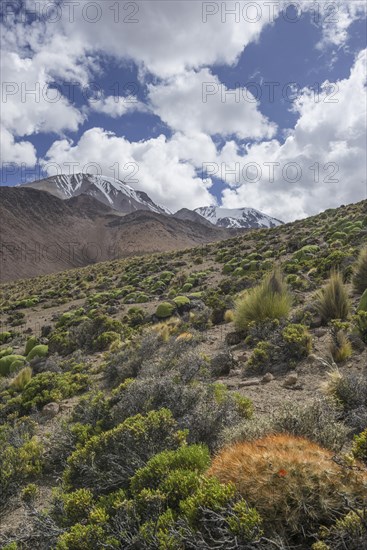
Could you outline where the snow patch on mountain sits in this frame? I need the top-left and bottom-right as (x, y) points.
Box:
(194, 206), (283, 229)
(23, 174), (171, 216)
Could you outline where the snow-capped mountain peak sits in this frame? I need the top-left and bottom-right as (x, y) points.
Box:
(22, 173), (171, 216)
(194, 206), (282, 229)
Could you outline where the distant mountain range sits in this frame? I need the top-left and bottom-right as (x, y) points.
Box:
(0, 174), (284, 280)
(22, 173), (171, 216)
(0, 186), (229, 281)
(22, 174), (282, 229)
(194, 206), (282, 229)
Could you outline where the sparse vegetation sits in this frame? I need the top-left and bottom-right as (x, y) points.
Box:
(0, 200), (366, 549)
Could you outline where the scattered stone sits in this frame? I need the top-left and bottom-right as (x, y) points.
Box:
(283, 373), (298, 387)
(228, 368), (242, 377)
(234, 353), (248, 363)
(210, 351), (235, 377)
(238, 379), (261, 387)
(261, 373), (274, 384)
(225, 331), (244, 346)
(41, 402), (60, 419)
(310, 316), (323, 329)
(313, 328), (327, 338)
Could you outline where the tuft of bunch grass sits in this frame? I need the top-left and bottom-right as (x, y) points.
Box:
(234, 269), (291, 329)
(352, 247), (367, 294)
(208, 434), (367, 537)
(10, 367), (32, 391)
(315, 271), (350, 324)
(329, 331), (352, 363)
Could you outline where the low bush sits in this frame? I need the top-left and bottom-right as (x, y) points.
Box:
(313, 510), (367, 550)
(26, 344), (48, 362)
(221, 398), (348, 452)
(155, 302), (177, 319)
(324, 370), (367, 425)
(0, 419), (43, 511)
(0, 347), (14, 359)
(0, 332), (12, 344)
(19, 371), (89, 413)
(0, 355), (26, 376)
(352, 428), (367, 464)
(64, 409), (186, 493)
(24, 336), (38, 355)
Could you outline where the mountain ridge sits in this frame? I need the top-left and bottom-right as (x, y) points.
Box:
(21, 174), (283, 229)
(195, 205), (283, 229)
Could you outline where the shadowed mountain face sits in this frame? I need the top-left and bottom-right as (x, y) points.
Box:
(22, 173), (171, 215)
(0, 187), (230, 281)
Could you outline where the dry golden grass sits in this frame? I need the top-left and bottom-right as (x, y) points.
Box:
(316, 271), (350, 324)
(208, 434), (367, 537)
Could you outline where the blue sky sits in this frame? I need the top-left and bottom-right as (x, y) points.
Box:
(1, 1), (366, 220)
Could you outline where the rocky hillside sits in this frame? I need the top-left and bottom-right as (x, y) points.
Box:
(0, 187), (230, 281)
(0, 200), (366, 549)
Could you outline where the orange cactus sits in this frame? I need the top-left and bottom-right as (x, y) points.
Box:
(208, 434), (367, 537)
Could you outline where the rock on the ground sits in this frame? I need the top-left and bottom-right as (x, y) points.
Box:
(261, 373), (274, 384)
(41, 402), (60, 419)
(225, 331), (244, 346)
(210, 351), (235, 377)
(283, 373), (298, 387)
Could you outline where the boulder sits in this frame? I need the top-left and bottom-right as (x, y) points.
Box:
(41, 402), (60, 419)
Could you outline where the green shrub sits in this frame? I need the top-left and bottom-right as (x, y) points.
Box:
(293, 244), (320, 260)
(234, 269), (292, 329)
(315, 272), (350, 324)
(0, 419), (43, 510)
(172, 296), (191, 310)
(21, 482), (39, 504)
(0, 331), (12, 344)
(25, 336), (38, 355)
(352, 428), (367, 464)
(180, 477), (263, 542)
(64, 409), (186, 492)
(313, 510), (367, 550)
(94, 331), (121, 351)
(26, 344), (48, 361)
(282, 323), (312, 359)
(352, 247), (367, 294)
(0, 354), (26, 376)
(156, 302), (176, 319)
(0, 346), (13, 359)
(131, 445), (210, 510)
(55, 523), (114, 550)
(20, 371), (89, 412)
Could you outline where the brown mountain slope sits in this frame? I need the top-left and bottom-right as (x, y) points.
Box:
(0, 187), (230, 281)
